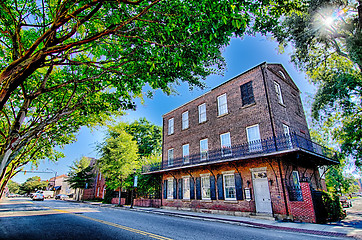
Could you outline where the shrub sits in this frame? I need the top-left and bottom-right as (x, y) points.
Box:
(321, 191), (346, 222)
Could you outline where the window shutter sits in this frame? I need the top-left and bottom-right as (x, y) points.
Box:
(196, 177), (201, 200)
(217, 174), (224, 200)
(173, 179), (177, 199)
(190, 178), (195, 199)
(163, 180), (167, 199)
(178, 179), (183, 199)
(234, 173), (243, 200)
(210, 175), (216, 200)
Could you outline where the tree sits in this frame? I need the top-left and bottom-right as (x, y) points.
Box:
(97, 126), (139, 205)
(310, 127), (359, 195)
(273, 0), (362, 169)
(7, 180), (20, 194)
(67, 157), (95, 201)
(19, 176), (48, 194)
(0, 0), (303, 196)
(124, 118), (162, 157)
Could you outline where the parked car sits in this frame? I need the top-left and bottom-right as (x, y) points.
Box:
(32, 193), (45, 201)
(55, 194), (69, 200)
(339, 196), (352, 208)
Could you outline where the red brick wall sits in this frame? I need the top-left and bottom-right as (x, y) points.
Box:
(111, 197), (126, 205)
(289, 182), (316, 223)
(134, 199), (161, 208)
(162, 158), (288, 215)
(162, 63), (310, 168)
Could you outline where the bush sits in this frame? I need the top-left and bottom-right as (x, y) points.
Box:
(103, 189), (114, 204)
(321, 191), (346, 222)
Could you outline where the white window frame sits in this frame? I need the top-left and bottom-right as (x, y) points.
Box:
(182, 144), (190, 164)
(198, 103), (207, 123)
(283, 124), (293, 149)
(223, 174), (236, 200)
(183, 177), (190, 200)
(220, 132), (232, 157)
(168, 148), (174, 166)
(201, 175), (211, 200)
(217, 93), (228, 116)
(200, 138), (208, 161)
(246, 124), (262, 152)
(168, 118), (174, 135)
(182, 111), (189, 130)
(167, 178), (173, 199)
(292, 171), (301, 188)
(274, 81), (284, 104)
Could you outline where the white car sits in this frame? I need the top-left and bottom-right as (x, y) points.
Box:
(32, 193), (45, 201)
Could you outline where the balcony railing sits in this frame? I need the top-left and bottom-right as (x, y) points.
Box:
(145, 133), (338, 173)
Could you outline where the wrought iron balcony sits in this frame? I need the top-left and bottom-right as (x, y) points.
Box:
(143, 133), (338, 173)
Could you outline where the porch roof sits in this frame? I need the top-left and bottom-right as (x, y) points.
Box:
(143, 133), (339, 175)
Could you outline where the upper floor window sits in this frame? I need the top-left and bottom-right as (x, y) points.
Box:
(182, 144), (190, 164)
(220, 132), (232, 157)
(168, 118), (174, 135)
(201, 175), (211, 200)
(200, 138), (208, 161)
(274, 81), (284, 104)
(240, 81), (255, 106)
(168, 148), (174, 166)
(223, 174), (236, 200)
(246, 124), (262, 152)
(182, 111), (189, 130)
(278, 70), (286, 79)
(217, 94), (228, 116)
(198, 103), (207, 123)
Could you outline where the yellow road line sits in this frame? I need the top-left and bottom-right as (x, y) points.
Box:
(53, 208), (172, 240)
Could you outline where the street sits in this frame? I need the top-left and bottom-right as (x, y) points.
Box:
(0, 198), (352, 240)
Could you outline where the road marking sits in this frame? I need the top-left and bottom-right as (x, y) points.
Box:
(53, 208), (172, 240)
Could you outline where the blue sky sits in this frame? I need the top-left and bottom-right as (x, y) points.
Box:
(12, 35), (316, 183)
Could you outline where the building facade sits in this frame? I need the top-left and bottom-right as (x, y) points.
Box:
(147, 63), (338, 223)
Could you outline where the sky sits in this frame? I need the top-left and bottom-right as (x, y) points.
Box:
(12, 35), (316, 184)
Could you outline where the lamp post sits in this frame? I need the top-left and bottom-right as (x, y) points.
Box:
(130, 169), (137, 209)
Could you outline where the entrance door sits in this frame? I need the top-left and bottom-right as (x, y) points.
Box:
(252, 171), (273, 214)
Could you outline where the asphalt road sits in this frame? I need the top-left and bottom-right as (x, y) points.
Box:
(0, 198), (351, 240)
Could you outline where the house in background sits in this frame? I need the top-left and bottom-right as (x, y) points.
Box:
(48, 174), (73, 196)
(145, 62), (338, 223)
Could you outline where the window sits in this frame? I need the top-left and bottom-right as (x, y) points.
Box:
(220, 132), (232, 157)
(182, 111), (189, 130)
(217, 94), (228, 116)
(168, 148), (174, 166)
(182, 144), (190, 164)
(201, 176), (211, 199)
(240, 81), (255, 106)
(198, 103), (207, 123)
(183, 177), (190, 199)
(274, 81), (284, 104)
(246, 124), (262, 152)
(283, 124), (293, 149)
(200, 138), (208, 160)
(278, 70), (286, 79)
(167, 179), (173, 199)
(168, 118), (174, 135)
(223, 174), (236, 200)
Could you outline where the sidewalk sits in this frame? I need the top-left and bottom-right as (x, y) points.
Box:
(79, 200), (362, 239)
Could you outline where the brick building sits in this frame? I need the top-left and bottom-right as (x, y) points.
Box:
(146, 62), (338, 223)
